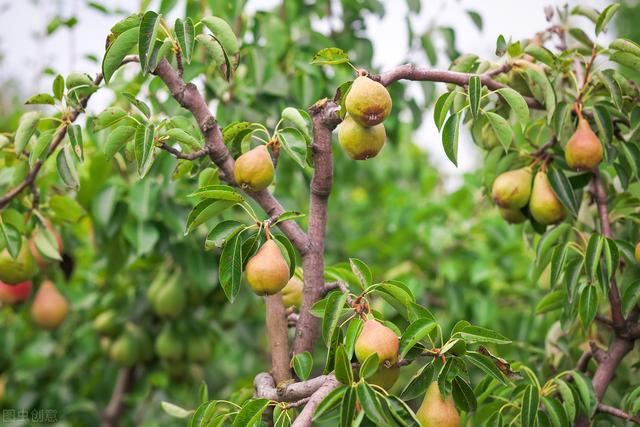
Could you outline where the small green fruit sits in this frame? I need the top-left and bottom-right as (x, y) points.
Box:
(233, 145), (274, 191)
(0, 239), (38, 284)
(491, 168), (532, 209)
(368, 364), (400, 390)
(152, 278), (186, 318)
(565, 117), (603, 171)
(338, 115), (386, 160)
(416, 382), (460, 427)
(94, 309), (120, 336)
(281, 276), (303, 309)
(345, 76), (392, 127)
(354, 319), (399, 364)
(529, 171), (566, 225)
(110, 331), (140, 367)
(245, 240), (291, 296)
(155, 325), (183, 361)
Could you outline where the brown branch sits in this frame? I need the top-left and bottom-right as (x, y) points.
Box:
(265, 294), (292, 384)
(576, 349), (593, 373)
(291, 374), (339, 427)
(373, 64), (544, 109)
(158, 142), (210, 160)
(101, 367), (135, 427)
(253, 372), (331, 402)
(292, 99), (340, 356)
(597, 403), (640, 424)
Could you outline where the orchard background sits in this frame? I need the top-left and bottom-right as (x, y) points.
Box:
(1, 0), (640, 426)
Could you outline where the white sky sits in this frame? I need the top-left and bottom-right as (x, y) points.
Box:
(0, 0), (612, 189)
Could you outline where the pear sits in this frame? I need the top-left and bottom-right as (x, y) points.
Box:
(0, 239), (38, 284)
(187, 335), (211, 362)
(354, 319), (399, 364)
(499, 207), (526, 224)
(155, 325), (183, 361)
(529, 171), (566, 225)
(233, 145), (274, 191)
(565, 118), (603, 171)
(245, 240), (290, 295)
(416, 382), (460, 427)
(0, 280), (32, 305)
(345, 76), (392, 127)
(368, 364), (400, 390)
(635, 242), (640, 263)
(110, 331), (141, 367)
(338, 115), (386, 160)
(93, 309), (120, 336)
(281, 276), (303, 309)
(491, 168), (532, 209)
(30, 280), (68, 330)
(152, 278), (186, 318)
(473, 121), (500, 150)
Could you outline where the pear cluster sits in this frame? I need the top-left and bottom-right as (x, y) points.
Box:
(338, 76), (392, 160)
(491, 167), (566, 226)
(245, 239), (291, 296)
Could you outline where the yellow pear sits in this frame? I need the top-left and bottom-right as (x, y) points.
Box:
(30, 280), (68, 330)
(354, 319), (399, 364)
(281, 275), (303, 309)
(345, 76), (392, 127)
(416, 382), (460, 427)
(0, 238), (38, 284)
(499, 207), (526, 224)
(565, 118), (603, 171)
(245, 240), (290, 295)
(491, 167), (532, 209)
(233, 145), (274, 191)
(338, 115), (386, 160)
(529, 171), (566, 225)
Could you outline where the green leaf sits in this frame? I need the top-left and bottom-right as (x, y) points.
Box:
(195, 34), (225, 68)
(0, 221), (21, 259)
(334, 345), (353, 385)
(569, 28), (593, 47)
(139, 11), (161, 73)
(273, 234), (297, 277)
(30, 129), (54, 166)
(579, 284), (598, 328)
(433, 90), (455, 131)
(161, 401), (193, 418)
(356, 382), (387, 425)
(401, 362), (434, 400)
(521, 385), (539, 427)
(281, 107), (310, 137)
(598, 70), (622, 109)
(33, 227), (62, 261)
(523, 44), (556, 67)
(166, 128), (202, 151)
(122, 93), (151, 118)
(466, 10), (483, 30)
(496, 87), (529, 127)
(547, 167), (579, 218)
(14, 111), (40, 154)
(495, 35), (507, 57)
(102, 26), (139, 83)
(610, 38), (640, 56)
(542, 396), (569, 427)
(105, 125), (136, 156)
(459, 325), (511, 345)
(94, 107), (128, 131)
(205, 220), (245, 250)
(49, 195), (85, 223)
(292, 352), (313, 381)
(452, 376), (477, 412)
(175, 17), (195, 63)
(201, 16), (240, 56)
(25, 93), (55, 105)
(322, 291), (347, 345)
(311, 47), (349, 65)
(312, 386), (347, 420)
(232, 399), (270, 427)
(554, 379), (576, 422)
(465, 351), (508, 385)
(568, 371), (596, 415)
(134, 123), (155, 177)
(188, 185), (244, 202)
(484, 112), (513, 152)
(468, 75), (481, 120)
(344, 318), (363, 359)
(219, 234), (243, 302)
(67, 124), (83, 161)
(610, 51), (640, 71)
(585, 234), (604, 282)
(441, 113), (460, 166)
(340, 387), (356, 427)
(274, 211), (305, 225)
(56, 145), (79, 189)
(622, 280), (640, 316)
(535, 290), (566, 314)
(525, 68), (556, 123)
(536, 223), (570, 266)
(359, 353), (379, 381)
(595, 3), (620, 35)
(185, 199), (236, 235)
(399, 319), (436, 359)
(550, 245), (568, 287)
(52, 75), (64, 100)
(349, 258), (372, 288)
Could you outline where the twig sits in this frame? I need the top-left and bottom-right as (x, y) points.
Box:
(101, 367), (135, 427)
(158, 142), (210, 160)
(597, 403), (640, 424)
(291, 374), (339, 427)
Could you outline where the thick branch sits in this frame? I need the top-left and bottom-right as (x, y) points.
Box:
(374, 64), (543, 109)
(253, 372), (330, 402)
(265, 294), (292, 384)
(292, 99), (340, 355)
(101, 367), (135, 427)
(291, 374), (339, 427)
(597, 403), (640, 424)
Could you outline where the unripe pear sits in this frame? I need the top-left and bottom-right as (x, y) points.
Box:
(281, 276), (303, 309)
(498, 207), (526, 224)
(368, 364), (400, 390)
(0, 239), (38, 284)
(338, 115), (386, 160)
(345, 76), (392, 127)
(491, 168), (532, 209)
(354, 319), (399, 364)
(245, 240), (291, 295)
(187, 335), (211, 362)
(0, 280), (32, 305)
(478, 123), (501, 150)
(30, 280), (68, 330)
(416, 382), (460, 427)
(635, 242), (640, 263)
(152, 278), (186, 318)
(110, 331), (141, 367)
(93, 309), (120, 336)
(565, 118), (603, 171)
(529, 171), (566, 225)
(233, 145), (274, 191)
(155, 325), (183, 361)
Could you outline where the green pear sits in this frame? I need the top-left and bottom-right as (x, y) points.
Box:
(472, 121), (501, 150)
(233, 145), (274, 191)
(416, 382), (460, 427)
(245, 240), (291, 295)
(155, 325), (183, 361)
(93, 309), (120, 336)
(187, 335), (211, 362)
(565, 117), (603, 171)
(491, 167), (532, 209)
(345, 76), (392, 127)
(152, 277), (186, 318)
(110, 330), (141, 367)
(529, 171), (566, 225)
(368, 364), (400, 390)
(498, 207), (526, 224)
(0, 239), (38, 284)
(354, 319), (399, 364)
(338, 115), (386, 160)
(281, 276), (303, 309)
(30, 280), (68, 330)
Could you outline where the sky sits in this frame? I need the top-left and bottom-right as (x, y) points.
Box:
(0, 0), (613, 188)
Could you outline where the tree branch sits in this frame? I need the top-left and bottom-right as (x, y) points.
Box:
(291, 374), (339, 427)
(292, 99), (340, 355)
(253, 372), (331, 402)
(101, 367), (135, 427)
(373, 64), (544, 109)
(158, 142), (210, 160)
(597, 403), (640, 424)
(265, 294), (292, 384)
